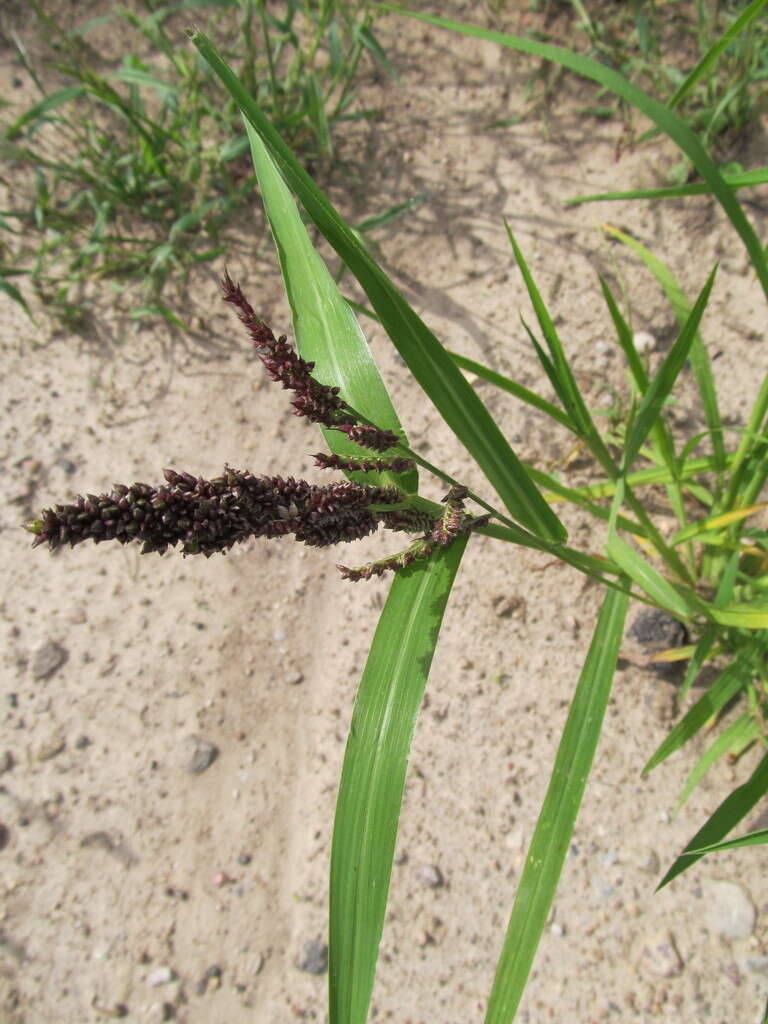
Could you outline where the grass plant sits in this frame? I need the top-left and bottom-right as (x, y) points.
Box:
(523, 0), (768, 166)
(0, 0), (387, 330)
(22, 0), (768, 1020)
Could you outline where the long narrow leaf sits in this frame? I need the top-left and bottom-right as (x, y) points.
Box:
(688, 826), (768, 855)
(330, 541), (467, 1024)
(606, 531), (700, 619)
(4, 85), (86, 139)
(447, 350), (574, 430)
(679, 624), (718, 701)
(658, 750), (768, 888)
(507, 228), (595, 441)
(621, 266), (717, 472)
(191, 30), (566, 543)
(676, 712), (759, 811)
(708, 603), (768, 629)
(567, 166), (768, 205)
(644, 637), (766, 773)
(604, 227), (724, 473)
(485, 585), (628, 1022)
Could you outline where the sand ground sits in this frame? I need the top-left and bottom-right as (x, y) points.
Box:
(2, 3), (768, 1022)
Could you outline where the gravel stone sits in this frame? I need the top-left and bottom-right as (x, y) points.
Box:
(633, 331), (656, 354)
(32, 641), (68, 680)
(147, 966), (175, 987)
(186, 736), (219, 775)
(416, 864), (444, 888)
(297, 939), (328, 975)
(34, 730), (66, 761)
(706, 880), (756, 939)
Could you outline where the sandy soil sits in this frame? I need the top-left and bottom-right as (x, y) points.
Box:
(2, 3), (768, 1022)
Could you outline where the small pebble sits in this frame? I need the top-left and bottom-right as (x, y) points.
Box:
(186, 736), (219, 775)
(491, 594), (525, 620)
(0, 751), (14, 774)
(706, 880), (756, 939)
(237, 852), (252, 866)
(285, 670), (304, 685)
(75, 735), (92, 750)
(212, 870), (235, 888)
(633, 330), (656, 354)
(297, 939), (328, 975)
(34, 730), (66, 761)
(195, 964), (222, 995)
(638, 849), (660, 875)
(32, 641), (69, 681)
(0, 823), (10, 851)
(416, 864), (444, 889)
(147, 966), (175, 987)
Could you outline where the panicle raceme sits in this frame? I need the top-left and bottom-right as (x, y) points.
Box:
(25, 468), (419, 557)
(221, 271), (399, 452)
(24, 273), (489, 579)
(337, 486), (490, 581)
(313, 452), (414, 474)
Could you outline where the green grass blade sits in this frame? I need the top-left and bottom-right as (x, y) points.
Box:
(719, 376), (768, 514)
(688, 826), (768, 855)
(485, 585), (628, 1023)
(566, 166), (768, 205)
(708, 604), (768, 629)
(330, 541), (467, 1024)
(644, 637), (766, 773)
(604, 227), (724, 474)
(507, 227), (595, 440)
(388, 7), (768, 304)
(191, 29), (566, 543)
(4, 85), (86, 139)
(574, 453), (725, 500)
(447, 350), (575, 431)
(606, 532), (700, 619)
(245, 122), (416, 493)
(525, 464), (645, 536)
(599, 275), (688, 532)
(679, 625), (717, 701)
(676, 712), (758, 811)
(621, 265), (718, 473)
(508, 222), (689, 583)
(304, 70), (332, 156)
(667, 0), (768, 111)
(0, 274), (35, 322)
(658, 750), (768, 888)
(599, 276), (646, 390)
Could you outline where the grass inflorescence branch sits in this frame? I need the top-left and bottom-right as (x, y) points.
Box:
(24, 274), (488, 578)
